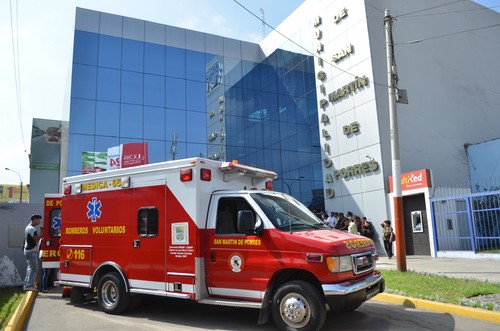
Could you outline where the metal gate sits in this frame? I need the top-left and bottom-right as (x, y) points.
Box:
(430, 190), (500, 255)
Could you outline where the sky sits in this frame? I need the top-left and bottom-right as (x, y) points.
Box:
(0, 0), (305, 185)
(0, 0), (499, 186)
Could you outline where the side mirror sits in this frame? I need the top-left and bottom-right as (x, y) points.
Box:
(237, 210), (261, 235)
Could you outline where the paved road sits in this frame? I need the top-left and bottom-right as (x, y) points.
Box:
(24, 288), (499, 331)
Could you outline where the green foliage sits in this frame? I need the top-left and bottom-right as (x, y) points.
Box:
(0, 287), (24, 329)
(381, 269), (500, 310)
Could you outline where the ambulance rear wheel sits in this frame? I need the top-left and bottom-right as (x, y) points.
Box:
(97, 272), (130, 314)
(272, 280), (326, 331)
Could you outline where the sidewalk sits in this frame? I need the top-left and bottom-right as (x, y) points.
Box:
(376, 255), (500, 283)
(374, 255), (500, 324)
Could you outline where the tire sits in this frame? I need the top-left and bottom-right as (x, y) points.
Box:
(271, 280), (326, 331)
(97, 272), (130, 314)
(70, 286), (88, 304)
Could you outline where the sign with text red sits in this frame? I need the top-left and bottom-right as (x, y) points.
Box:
(121, 142), (149, 168)
(389, 169), (431, 192)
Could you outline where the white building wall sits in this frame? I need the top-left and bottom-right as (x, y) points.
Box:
(268, 0), (500, 226)
(366, 0), (500, 189)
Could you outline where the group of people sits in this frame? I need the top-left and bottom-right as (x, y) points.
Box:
(23, 214), (52, 292)
(315, 210), (396, 258)
(317, 211), (375, 238)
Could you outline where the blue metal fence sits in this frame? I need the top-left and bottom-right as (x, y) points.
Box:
(431, 190), (500, 254)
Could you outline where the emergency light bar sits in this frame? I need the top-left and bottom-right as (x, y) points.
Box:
(220, 161), (278, 180)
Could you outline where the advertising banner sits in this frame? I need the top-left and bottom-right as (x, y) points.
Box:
(121, 142), (148, 168)
(82, 143), (148, 173)
(107, 145), (121, 171)
(389, 169), (432, 192)
(82, 151), (107, 174)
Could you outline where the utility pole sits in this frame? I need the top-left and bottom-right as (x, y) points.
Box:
(384, 9), (406, 272)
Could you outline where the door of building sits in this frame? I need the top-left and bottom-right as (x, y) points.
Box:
(403, 194), (431, 255)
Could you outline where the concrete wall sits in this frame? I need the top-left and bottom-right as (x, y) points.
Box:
(0, 203), (43, 287)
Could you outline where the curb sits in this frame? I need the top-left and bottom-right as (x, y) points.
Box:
(4, 290), (37, 331)
(374, 293), (500, 324)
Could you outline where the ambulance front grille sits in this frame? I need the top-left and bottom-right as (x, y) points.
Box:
(351, 251), (376, 275)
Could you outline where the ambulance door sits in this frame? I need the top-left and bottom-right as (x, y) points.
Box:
(206, 195), (270, 302)
(128, 183), (166, 292)
(42, 196), (62, 269)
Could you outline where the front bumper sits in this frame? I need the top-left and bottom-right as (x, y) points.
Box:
(322, 273), (385, 311)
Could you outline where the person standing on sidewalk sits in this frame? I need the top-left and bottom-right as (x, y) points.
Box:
(381, 220), (394, 259)
(23, 214), (43, 291)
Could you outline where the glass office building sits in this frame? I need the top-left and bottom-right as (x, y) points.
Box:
(66, 8), (323, 209)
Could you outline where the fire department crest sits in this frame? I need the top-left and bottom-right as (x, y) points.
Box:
(229, 254), (243, 273)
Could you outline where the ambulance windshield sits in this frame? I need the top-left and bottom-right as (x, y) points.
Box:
(252, 192), (329, 232)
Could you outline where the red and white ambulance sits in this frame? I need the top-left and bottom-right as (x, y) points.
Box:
(58, 157), (383, 331)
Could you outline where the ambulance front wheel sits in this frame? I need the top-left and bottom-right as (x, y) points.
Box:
(97, 272), (130, 314)
(271, 280), (326, 331)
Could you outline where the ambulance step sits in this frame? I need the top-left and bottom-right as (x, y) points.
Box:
(199, 298), (262, 309)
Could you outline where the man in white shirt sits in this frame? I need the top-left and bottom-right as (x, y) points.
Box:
(326, 212), (337, 228)
(24, 214), (43, 291)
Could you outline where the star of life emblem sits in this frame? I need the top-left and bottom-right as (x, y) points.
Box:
(87, 197), (102, 222)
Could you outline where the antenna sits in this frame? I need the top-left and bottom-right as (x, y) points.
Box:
(260, 8), (265, 38)
(170, 132), (177, 160)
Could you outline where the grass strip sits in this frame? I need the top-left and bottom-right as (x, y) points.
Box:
(380, 269), (500, 310)
(0, 287), (24, 329)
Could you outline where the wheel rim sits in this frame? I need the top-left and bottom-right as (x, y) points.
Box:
(101, 280), (119, 309)
(279, 292), (310, 328)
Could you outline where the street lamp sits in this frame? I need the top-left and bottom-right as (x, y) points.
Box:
(282, 176), (304, 195)
(5, 167), (22, 204)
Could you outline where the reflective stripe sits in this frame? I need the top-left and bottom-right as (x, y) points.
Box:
(208, 287), (264, 300)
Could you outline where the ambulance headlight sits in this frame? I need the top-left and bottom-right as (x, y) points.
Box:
(326, 256), (353, 273)
(121, 176), (130, 188)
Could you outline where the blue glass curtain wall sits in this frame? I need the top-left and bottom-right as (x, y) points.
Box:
(68, 27), (323, 210)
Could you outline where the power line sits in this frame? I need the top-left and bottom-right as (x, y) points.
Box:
(399, 5), (500, 18)
(396, 0), (468, 18)
(394, 23), (500, 45)
(232, 0), (390, 89)
(9, 0), (28, 154)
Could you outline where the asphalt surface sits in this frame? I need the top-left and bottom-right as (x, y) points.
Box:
(6, 255), (500, 330)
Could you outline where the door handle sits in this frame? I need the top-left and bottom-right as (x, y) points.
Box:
(210, 251), (215, 262)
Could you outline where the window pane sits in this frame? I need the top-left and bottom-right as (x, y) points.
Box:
(95, 135), (119, 154)
(186, 111), (207, 143)
(138, 208), (158, 236)
(144, 74), (165, 107)
(186, 80), (205, 111)
(122, 39), (144, 72)
(120, 104), (143, 139)
(186, 50), (204, 82)
(145, 139), (165, 163)
(96, 101), (120, 136)
(145, 43), (165, 75)
(71, 64), (97, 99)
(166, 108), (186, 142)
(144, 106), (165, 140)
(98, 34), (121, 69)
(69, 98), (95, 135)
(121, 71), (144, 104)
(166, 46), (185, 78)
(97, 67), (120, 102)
(166, 77), (185, 109)
(73, 30), (98, 65)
